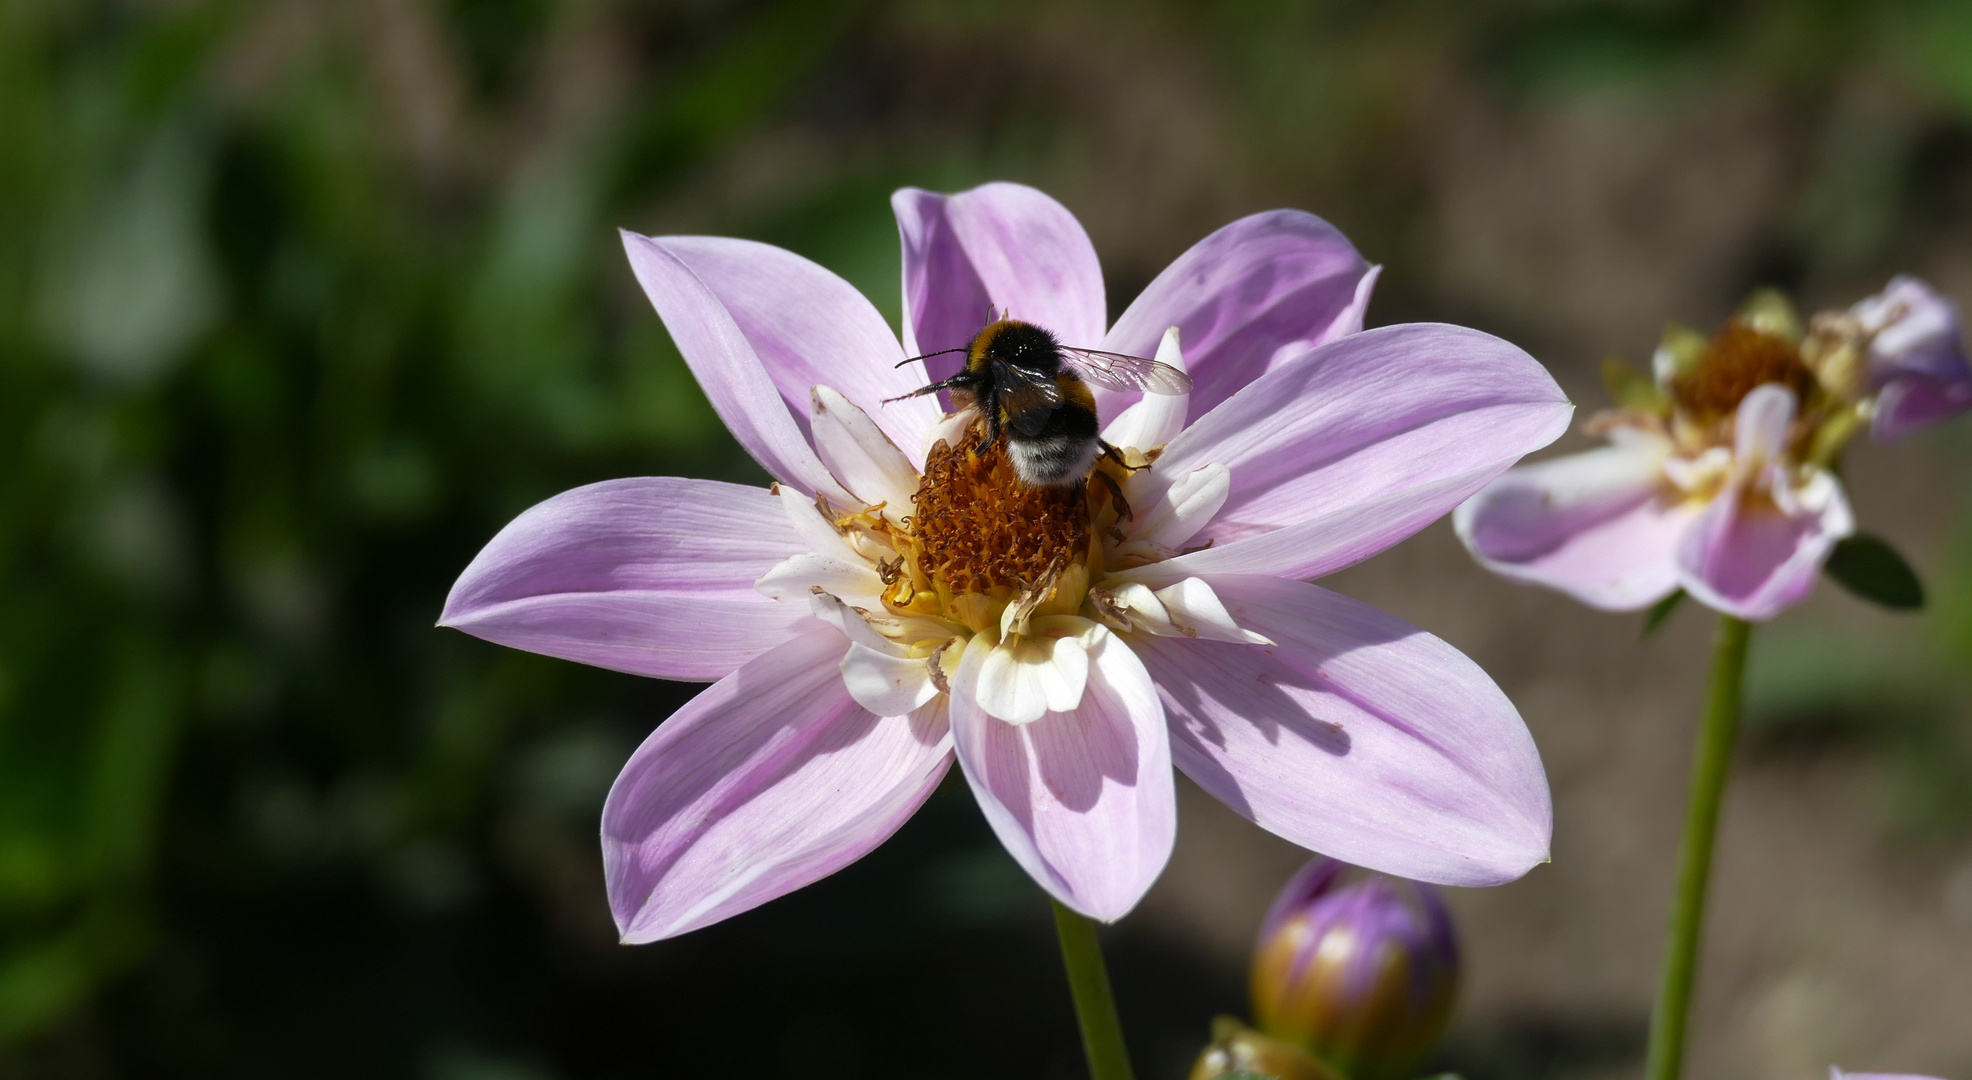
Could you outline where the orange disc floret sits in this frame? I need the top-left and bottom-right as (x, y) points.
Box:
(1671, 321), (1817, 422)
(909, 436), (1091, 599)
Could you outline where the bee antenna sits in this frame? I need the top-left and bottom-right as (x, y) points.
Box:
(894, 347), (967, 369)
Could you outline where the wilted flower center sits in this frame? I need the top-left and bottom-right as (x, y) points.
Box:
(1671, 321), (1817, 422)
(892, 433), (1093, 631)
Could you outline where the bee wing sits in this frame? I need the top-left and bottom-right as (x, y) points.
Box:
(992, 359), (1063, 435)
(1056, 346), (1194, 395)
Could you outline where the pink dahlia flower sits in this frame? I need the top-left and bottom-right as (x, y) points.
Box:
(1831, 1069), (1946, 1080)
(1458, 279), (1964, 622)
(441, 182), (1571, 940)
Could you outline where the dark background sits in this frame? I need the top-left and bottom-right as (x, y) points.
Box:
(2, 1), (1971, 1077)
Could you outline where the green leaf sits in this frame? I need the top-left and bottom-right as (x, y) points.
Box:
(1643, 589), (1686, 638)
(1825, 534), (1925, 610)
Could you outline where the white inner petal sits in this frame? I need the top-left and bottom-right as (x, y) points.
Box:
(1771, 467), (1854, 540)
(1732, 384), (1796, 475)
(1100, 326), (1189, 452)
(775, 484), (864, 560)
(1091, 577), (1271, 645)
(1093, 581), (1171, 634)
(922, 407), (980, 460)
(810, 385), (921, 520)
(755, 553), (885, 604)
(1662, 447), (1732, 494)
(808, 590), (904, 652)
(1113, 462), (1231, 563)
(1151, 578), (1275, 645)
(840, 641), (941, 717)
(969, 617), (1105, 725)
(858, 609), (970, 645)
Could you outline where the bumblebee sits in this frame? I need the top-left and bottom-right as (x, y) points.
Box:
(888, 319), (1193, 486)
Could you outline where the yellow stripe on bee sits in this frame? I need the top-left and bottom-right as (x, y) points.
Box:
(967, 319), (1020, 373)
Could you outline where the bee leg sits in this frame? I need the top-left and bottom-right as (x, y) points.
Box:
(972, 412), (999, 457)
(881, 376), (960, 405)
(1098, 440), (1147, 472)
(1092, 469), (1133, 522)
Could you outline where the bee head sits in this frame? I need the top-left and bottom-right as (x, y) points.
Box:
(972, 319), (1060, 372)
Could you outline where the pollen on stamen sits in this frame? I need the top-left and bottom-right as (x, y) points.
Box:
(906, 435), (1091, 603)
(1671, 320), (1816, 422)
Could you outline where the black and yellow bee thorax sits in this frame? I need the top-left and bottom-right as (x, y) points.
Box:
(967, 319), (1057, 374)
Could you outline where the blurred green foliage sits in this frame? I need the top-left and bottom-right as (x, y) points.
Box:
(2, 0), (1972, 1076)
(0, 0), (866, 1049)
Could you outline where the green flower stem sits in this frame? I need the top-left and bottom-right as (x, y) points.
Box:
(1050, 899), (1136, 1080)
(1644, 614), (1753, 1080)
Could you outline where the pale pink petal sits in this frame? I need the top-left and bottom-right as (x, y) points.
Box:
(1099, 211), (1376, 421)
(1123, 324), (1572, 585)
(440, 478), (810, 681)
(892, 183), (1106, 386)
(1144, 575), (1551, 886)
(950, 631), (1176, 920)
(1854, 275), (1966, 384)
(1848, 278), (1972, 441)
(1875, 372), (1972, 441)
(622, 232), (843, 496)
(1122, 469), (1501, 590)
(640, 235), (937, 459)
(621, 232), (937, 478)
(603, 630), (953, 942)
(1454, 442), (1694, 610)
(1831, 1069), (1944, 1080)
(1676, 470), (1855, 622)
(1734, 383), (1795, 469)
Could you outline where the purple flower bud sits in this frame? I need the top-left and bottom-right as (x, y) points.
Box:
(1249, 858), (1460, 1080)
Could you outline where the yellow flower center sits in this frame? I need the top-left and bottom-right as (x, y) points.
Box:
(1670, 320), (1817, 424)
(879, 427), (1101, 635)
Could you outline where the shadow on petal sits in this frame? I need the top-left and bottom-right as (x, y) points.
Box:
(1030, 698), (1143, 814)
(950, 633), (1175, 919)
(1145, 575), (1550, 887)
